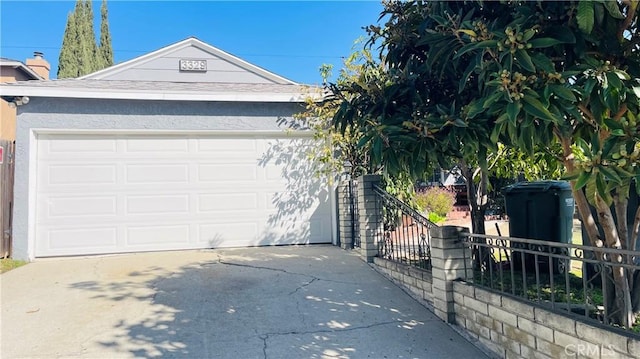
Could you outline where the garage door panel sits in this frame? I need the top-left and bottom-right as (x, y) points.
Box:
(197, 138), (257, 152)
(198, 222), (260, 245)
(309, 217), (330, 243)
(265, 165), (286, 181)
(125, 138), (189, 152)
(35, 134), (333, 257)
(197, 164), (257, 182)
(47, 196), (117, 217)
(47, 138), (117, 154)
(126, 164), (190, 183)
(46, 164), (117, 185)
(259, 227), (310, 246)
(197, 193), (258, 212)
(126, 194), (190, 214)
(40, 226), (118, 255)
(126, 225), (190, 246)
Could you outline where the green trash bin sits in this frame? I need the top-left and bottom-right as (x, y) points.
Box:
(503, 181), (574, 273)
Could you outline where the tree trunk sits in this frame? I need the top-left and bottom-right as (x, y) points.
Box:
(595, 195), (634, 327)
(632, 205), (640, 252)
(609, 266), (634, 327)
(559, 135), (603, 249)
(470, 206), (486, 235)
(632, 270), (640, 314)
(459, 160), (487, 234)
(614, 187), (629, 250)
(459, 160), (494, 272)
(559, 134), (635, 327)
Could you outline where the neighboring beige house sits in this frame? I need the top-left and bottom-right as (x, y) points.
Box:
(0, 52), (49, 140)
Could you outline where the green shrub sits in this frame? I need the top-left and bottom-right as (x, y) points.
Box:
(428, 212), (447, 224)
(415, 186), (456, 217)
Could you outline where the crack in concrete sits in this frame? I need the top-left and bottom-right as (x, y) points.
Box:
(259, 334), (268, 359)
(288, 277), (319, 295)
(216, 259), (315, 278)
(213, 259), (358, 286)
(259, 320), (401, 358)
(295, 297), (306, 327)
(264, 320), (400, 338)
(91, 257), (103, 279)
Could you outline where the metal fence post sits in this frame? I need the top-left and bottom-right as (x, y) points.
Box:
(357, 174), (382, 262)
(337, 179), (353, 249)
(430, 226), (473, 323)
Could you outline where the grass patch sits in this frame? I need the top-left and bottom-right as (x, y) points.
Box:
(473, 269), (601, 305)
(1, 258), (27, 274)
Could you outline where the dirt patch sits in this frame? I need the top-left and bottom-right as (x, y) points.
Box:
(441, 219), (510, 236)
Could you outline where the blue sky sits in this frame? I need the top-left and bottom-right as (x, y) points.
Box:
(0, 1), (384, 84)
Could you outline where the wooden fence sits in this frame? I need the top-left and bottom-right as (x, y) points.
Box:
(0, 140), (15, 258)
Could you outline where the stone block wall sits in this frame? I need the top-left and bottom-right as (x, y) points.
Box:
(373, 257), (433, 306)
(452, 281), (640, 359)
(375, 257), (640, 358)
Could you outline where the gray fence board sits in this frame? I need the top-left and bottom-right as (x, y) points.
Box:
(1, 140), (15, 258)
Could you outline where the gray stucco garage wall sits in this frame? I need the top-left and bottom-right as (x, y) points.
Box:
(17, 98), (303, 130)
(13, 97), (306, 260)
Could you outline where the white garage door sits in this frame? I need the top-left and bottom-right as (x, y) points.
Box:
(34, 133), (332, 257)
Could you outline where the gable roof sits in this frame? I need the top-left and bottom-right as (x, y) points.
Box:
(0, 58), (44, 81)
(80, 37), (297, 85)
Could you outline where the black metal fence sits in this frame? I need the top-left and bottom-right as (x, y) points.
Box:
(349, 179), (361, 248)
(373, 184), (438, 270)
(462, 232), (640, 333)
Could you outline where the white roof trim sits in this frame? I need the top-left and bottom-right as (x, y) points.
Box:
(0, 85), (318, 102)
(0, 59), (44, 81)
(33, 129), (315, 137)
(80, 37), (297, 85)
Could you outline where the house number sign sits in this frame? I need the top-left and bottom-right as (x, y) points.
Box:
(179, 59), (207, 72)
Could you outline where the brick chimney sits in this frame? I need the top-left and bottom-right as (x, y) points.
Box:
(25, 51), (50, 80)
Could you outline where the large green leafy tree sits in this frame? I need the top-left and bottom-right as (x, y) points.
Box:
(57, 0), (112, 78)
(331, 2), (547, 235)
(332, 1), (639, 327)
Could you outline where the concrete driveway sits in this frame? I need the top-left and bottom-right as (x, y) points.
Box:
(1, 245), (488, 358)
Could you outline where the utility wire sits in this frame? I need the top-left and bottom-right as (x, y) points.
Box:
(1, 45), (346, 59)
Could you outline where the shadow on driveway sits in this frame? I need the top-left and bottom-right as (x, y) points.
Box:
(1, 245), (487, 358)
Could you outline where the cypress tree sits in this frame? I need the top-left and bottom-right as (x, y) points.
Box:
(57, 12), (78, 78)
(79, 0), (99, 73)
(57, 0), (112, 78)
(99, 0), (113, 68)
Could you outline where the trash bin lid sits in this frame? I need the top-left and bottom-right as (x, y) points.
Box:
(503, 180), (572, 194)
